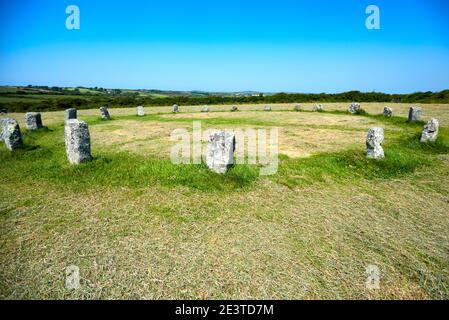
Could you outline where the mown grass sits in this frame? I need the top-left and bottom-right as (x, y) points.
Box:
(1, 107), (449, 300)
(0, 127), (259, 192)
(273, 129), (449, 188)
(1, 110), (448, 193)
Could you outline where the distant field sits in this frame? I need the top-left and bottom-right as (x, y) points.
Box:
(1, 103), (448, 299)
(0, 94), (93, 103)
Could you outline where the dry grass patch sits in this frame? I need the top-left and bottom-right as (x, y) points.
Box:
(1, 162), (448, 299)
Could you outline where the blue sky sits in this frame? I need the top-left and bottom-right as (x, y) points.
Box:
(1, 0), (449, 93)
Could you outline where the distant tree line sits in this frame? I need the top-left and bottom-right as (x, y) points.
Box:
(1, 90), (448, 113)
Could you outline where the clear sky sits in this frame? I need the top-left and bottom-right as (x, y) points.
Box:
(1, 0), (449, 93)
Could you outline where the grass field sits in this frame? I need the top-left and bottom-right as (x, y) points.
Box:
(1, 103), (448, 299)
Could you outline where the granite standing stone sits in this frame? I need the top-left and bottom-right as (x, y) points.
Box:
(0, 118), (6, 141)
(25, 112), (43, 130)
(313, 104), (323, 111)
(294, 104), (301, 111)
(366, 127), (385, 159)
(137, 106), (145, 116)
(408, 107), (422, 122)
(348, 103), (361, 113)
(205, 131), (235, 174)
(231, 106), (238, 112)
(383, 107), (393, 117)
(172, 104), (179, 113)
(420, 118), (439, 143)
(264, 105), (272, 111)
(100, 106), (110, 120)
(2, 118), (23, 151)
(65, 108), (77, 120)
(64, 119), (92, 164)
(201, 105), (210, 112)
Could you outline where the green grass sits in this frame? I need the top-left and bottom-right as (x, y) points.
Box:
(0, 128), (259, 192)
(1, 106), (449, 300)
(3, 116), (446, 192)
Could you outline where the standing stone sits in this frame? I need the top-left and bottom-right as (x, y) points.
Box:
(172, 104), (179, 113)
(100, 106), (110, 120)
(2, 118), (23, 151)
(408, 107), (422, 122)
(205, 131), (235, 174)
(294, 104), (301, 111)
(65, 108), (77, 120)
(366, 127), (385, 159)
(348, 103), (360, 113)
(313, 104), (324, 111)
(264, 105), (272, 111)
(420, 118), (439, 143)
(25, 112), (43, 130)
(64, 119), (91, 164)
(231, 106), (238, 112)
(0, 118), (6, 141)
(383, 107), (393, 117)
(137, 106), (145, 116)
(201, 105), (210, 112)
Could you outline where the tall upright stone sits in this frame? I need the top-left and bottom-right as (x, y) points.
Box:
(0, 118), (6, 141)
(264, 105), (272, 111)
(408, 107), (422, 122)
(25, 112), (43, 130)
(2, 118), (23, 151)
(383, 106), (393, 117)
(65, 108), (77, 120)
(420, 118), (439, 143)
(201, 105), (210, 112)
(205, 131), (235, 174)
(366, 127), (385, 159)
(348, 103), (360, 113)
(172, 104), (179, 113)
(100, 106), (110, 120)
(64, 119), (91, 164)
(137, 106), (145, 116)
(313, 104), (324, 112)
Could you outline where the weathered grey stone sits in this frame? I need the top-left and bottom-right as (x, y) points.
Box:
(231, 106), (238, 112)
(366, 127), (385, 159)
(383, 106), (393, 117)
(64, 119), (91, 164)
(420, 118), (439, 143)
(66, 108), (77, 120)
(408, 107), (422, 122)
(201, 105), (210, 112)
(0, 118), (7, 141)
(205, 131), (235, 174)
(25, 112), (43, 130)
(172, 104), (179, 113)
(348, 103), (360, 113)
(2, 118), (23, 151)
(294, 104), (301, 111)
(100, 106), (110, 120)
(0, 119), (4, 141)
(313, 104), (324, 111)
(264, 105), (272, 111)
(137, 106), (145, 116)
